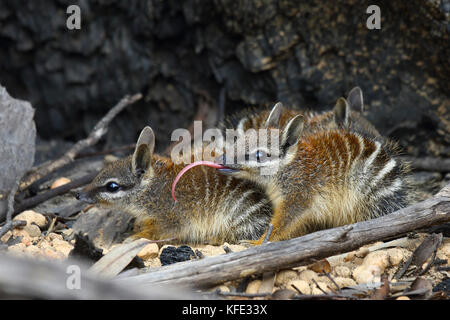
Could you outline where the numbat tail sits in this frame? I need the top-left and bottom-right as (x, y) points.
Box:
(218, 94), (411, 244)
(76, 126), (272, 244)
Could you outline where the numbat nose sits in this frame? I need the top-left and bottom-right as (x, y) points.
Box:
(75, 191), (95, 204)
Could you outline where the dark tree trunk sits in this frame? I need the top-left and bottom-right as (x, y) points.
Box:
(0, 0), (448, 156)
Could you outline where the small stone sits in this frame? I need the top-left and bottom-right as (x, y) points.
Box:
(365, 250), (390, 269)
(24, 245), (41, 256)
(144, 258), (162, 268)
(353, 264), (382, 284)
(8, 243), (26, 254)
(334, 265), (352, 278)
(194, 245), (225, 257)
(387, 248), (409, 266)
(13, 210), (47, 228)
(137, 243), (159, 260)
(51, 238), (73, 257)
(287, 279), (310, 294)
(0, 230), (12, 243)
(21, 234), (33, 246)
(12, 227), (30, 238)
(246, 280), (262, 294)
(43, 247), (65, 260)
(298, 269), (320, 283)
(23, 224), (41, 238)
(333, 277), (356, 288)
(48, 232), (64, 241)
(213, 285), (230, 293)
(271, 289), (296, 300)
(223, 243), (247, 252)
(396, 296), (410, 300)
(51, 177), (71, 189)
(38, 239), (52, 250)
(275, 270), (298, 286)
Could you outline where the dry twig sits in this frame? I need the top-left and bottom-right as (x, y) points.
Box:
(19, 93), (142, 191)
(0, 176), (26, 239)
(13, 171), (99, 215)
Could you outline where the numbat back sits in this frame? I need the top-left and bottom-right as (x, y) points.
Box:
(76, 126), (272, 244)
(218, 96), (411, 244)
(226, 87), (379, 137)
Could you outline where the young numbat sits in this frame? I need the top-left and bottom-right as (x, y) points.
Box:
(76, 126), (273, 244)
(215, 97), (412, 244)
(225, 87), (379, 138)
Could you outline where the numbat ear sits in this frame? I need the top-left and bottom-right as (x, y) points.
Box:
(333, 97), (350, 126)
(347, 86), (364, 112)
(265, 102), (283, 128)
(132, 126), (155, 176)
(281, 114), (304, 149)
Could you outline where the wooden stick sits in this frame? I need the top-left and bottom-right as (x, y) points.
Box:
(13, 171), (99, 216)
(19, 93), (142, 191)
(117, 183), (450, 289)
(0, 175), (26, 238)
(75, 143), (136, 159)
(0, 253), (197, 299)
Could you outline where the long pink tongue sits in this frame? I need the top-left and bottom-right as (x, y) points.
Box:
(172, 161), (226, 202)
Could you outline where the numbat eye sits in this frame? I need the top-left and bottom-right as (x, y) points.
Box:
(105, 181), (120, 192)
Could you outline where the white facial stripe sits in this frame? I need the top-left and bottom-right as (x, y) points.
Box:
(100, 190), (127, 200)
(103, 178), (120, 185)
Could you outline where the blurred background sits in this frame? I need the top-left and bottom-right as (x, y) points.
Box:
(0, 0), (448, 158)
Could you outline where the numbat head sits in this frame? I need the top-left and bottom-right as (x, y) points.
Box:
(218, 94), (410, 243)
(76, 126), (272, 244)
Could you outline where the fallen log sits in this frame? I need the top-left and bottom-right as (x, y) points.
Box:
(118, 183), (450, 289)
(0, 253), (196, 299)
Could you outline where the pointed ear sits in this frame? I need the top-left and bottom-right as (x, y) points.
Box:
(333, 97), (350, 126)
(347, 86), (364, 112)
(281, 114), (304, 149)
(132, 126), (155, 175)
(265, 102), (283, 128)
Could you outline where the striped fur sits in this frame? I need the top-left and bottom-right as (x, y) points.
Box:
(222, 124), (411, 243)
(77, 131), (272, 245)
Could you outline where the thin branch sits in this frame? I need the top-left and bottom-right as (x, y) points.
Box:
(19, 93), (142, 191)
(75, 143), (136, 159)
(0, 175), (26, 239)
(13, 171), (99, 216)
(117, 183), (450, 289)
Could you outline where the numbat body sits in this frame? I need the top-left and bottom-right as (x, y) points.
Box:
(76, 126), (273, 244)
(218, 94), (411, 244)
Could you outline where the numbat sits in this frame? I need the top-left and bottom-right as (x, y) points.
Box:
(216, 94), (411, 244)
(227, 87), (379, 138)
(76, 126), (273, 244)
